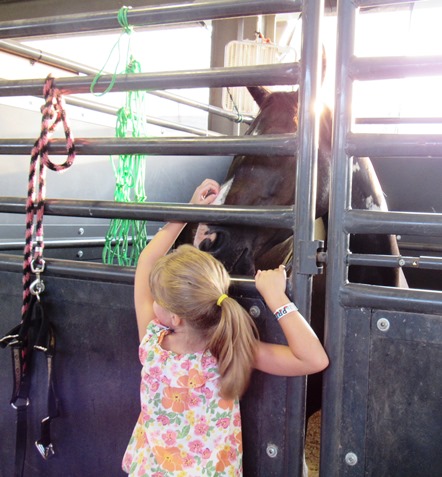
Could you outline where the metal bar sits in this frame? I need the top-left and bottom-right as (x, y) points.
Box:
(0, 197), (295, 229)
(149, 91), (254, 124)
(0, 39), (254, 126)
(341, 282), (442, 315)
(355, 117), (442, 125)
(356, 0), (428, 8)
(399, 241), (442, 254)
(344, 210), (442, 236)
(0, 63), (300, 97)
(0, 252), (258, 293)
(66, 97), (222, 137)
(321, 1), (356, 475)
(347, 133), (442, 158)
(0, 133), (297, 156)
(287, 2), (325, 475)
(0, 237), (135, 250)
(348, 253), (442, 271)
(350, 55), (442, 81)
(0, 0), (302, 39)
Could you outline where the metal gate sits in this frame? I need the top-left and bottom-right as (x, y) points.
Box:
(322, 1), (442, 476)
(1, 1), (441, 476)
(0, 1), (324, 476)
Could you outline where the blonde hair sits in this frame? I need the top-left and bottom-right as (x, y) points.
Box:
(149, 244), (259, 399)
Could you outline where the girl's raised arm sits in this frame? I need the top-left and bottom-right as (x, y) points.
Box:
(134, 179), (220, 341)
(254, 265), (329, 376)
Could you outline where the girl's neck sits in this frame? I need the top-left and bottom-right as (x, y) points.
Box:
(161, 327), (207, 355)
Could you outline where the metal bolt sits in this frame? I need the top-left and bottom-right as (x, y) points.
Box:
(344, 452), (358, 466)
(76, 250), (84, 258)
(249, 305), (261, 318)
(377, 318), (390, 332)
(398, 258), (405, 267)
(78, 227), (85, 236)
(266, 443), (278, 458)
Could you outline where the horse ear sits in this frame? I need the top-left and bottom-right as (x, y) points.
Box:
(247, 86), (271, 107)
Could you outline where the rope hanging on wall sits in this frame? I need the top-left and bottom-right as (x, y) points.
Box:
(99, 6), (149, 266)
(23, 74), (76, 316)
(0, 74), (74, 477)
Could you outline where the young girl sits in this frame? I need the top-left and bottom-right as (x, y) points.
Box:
(122, 179), (328, 476)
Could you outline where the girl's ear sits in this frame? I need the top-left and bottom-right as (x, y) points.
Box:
(171, 314), (182, 327)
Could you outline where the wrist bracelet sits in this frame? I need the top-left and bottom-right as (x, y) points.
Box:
(274, 302), (298, 321)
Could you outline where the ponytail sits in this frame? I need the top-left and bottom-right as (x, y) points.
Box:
(150, 244), (259, 399)
(208, 297), (259, 399)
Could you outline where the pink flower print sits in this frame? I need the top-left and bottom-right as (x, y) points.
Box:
(152, 473), (163, 477)
(181, 360), (191, 371)
(161, 375), (171, 386)
(139, 348), (147, 362)
(188, 393), (202, 407)
(202, 355), (217, 368)
(152, 381), (160, 392)
(195, 418), (210, 436)
(202, 386), (213, 400)
(160, 351), (169, 362)
(202, 448), (211, 459)
(182, 453), (196, 468)
(228, 447), (237, 461)
(162, 430), (177, 446)
(216, 417), (230, 429)
(233, 412), (241, 427)
(189, 440), (204, 454)
(149, 366), (162, 379)
(157, 414), (170, 425)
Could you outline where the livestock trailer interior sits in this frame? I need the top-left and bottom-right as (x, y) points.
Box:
(0, 1), (441, 476)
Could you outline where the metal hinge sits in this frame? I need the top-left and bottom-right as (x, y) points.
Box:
(298, 240), (325, 275)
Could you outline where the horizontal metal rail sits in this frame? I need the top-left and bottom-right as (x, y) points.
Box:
(346, 133), (442, 158)
(150, 91), (254, 125)
(0, 197), (295, 229)
(399, 241), (442, 254)
(355, 117), (442, 125)
(0, 237), (137, 250)
(356, 0), (428, 8)
(0, 39), (254, 126)
(0, 0), (302, 39)
(348, 253), (442, 271)
(344, 209), (442, 236)
(65, 96), (222, 137)
(350, 55), (442, 81)
(0, 252), (259, 294)
(341, 282), (442, 314)
(0, 133), (297, 156)
(0, 63), (300, 97)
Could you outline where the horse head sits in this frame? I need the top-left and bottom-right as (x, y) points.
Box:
(193, 86), (333, 275)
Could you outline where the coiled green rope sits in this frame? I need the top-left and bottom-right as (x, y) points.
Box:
(98, 7), (149, 266)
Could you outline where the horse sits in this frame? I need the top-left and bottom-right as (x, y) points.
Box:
(194, 86), (332, 276)
(192, 86), (406, 422)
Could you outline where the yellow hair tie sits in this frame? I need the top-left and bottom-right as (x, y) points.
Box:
(217, 294), (228, 307)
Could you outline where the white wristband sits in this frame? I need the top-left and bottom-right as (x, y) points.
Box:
(274, 302), (298, 321)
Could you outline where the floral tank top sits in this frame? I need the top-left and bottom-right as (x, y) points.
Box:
(122, 321), (243, 476)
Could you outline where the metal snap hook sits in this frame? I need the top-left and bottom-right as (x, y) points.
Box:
(30, 277), (45, 299)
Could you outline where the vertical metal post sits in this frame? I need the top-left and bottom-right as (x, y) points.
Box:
(321, 0), (356, 475)
(288, 0), (324, 475)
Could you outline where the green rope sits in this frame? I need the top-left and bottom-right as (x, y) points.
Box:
(99, 9), (149, 266)
(90, 6), (133, 96)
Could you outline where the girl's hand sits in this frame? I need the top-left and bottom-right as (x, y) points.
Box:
(255, 265), (287, 300)
(190, 179), (220, 206)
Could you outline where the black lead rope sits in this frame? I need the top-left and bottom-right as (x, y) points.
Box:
(0, 296), (59, 476)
